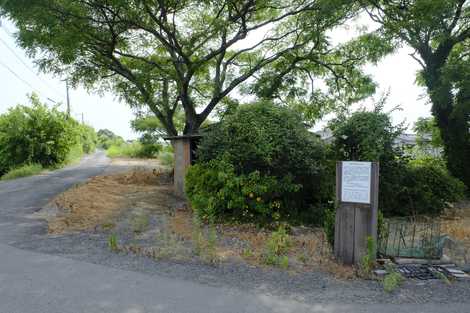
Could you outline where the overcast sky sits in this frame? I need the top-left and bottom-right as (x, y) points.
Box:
(0, 17), (431, 140)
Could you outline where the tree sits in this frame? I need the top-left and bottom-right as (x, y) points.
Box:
(362, 0), (470, 187)
(2, 0), (382, 136)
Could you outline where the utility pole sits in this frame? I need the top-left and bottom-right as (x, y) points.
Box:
(81, 113), (84, 125)
(65, 79), (71, 118)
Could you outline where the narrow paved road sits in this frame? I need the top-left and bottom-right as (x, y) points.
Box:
(0, 152), (467, 313)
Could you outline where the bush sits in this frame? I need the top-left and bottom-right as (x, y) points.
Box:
(106, 141), (160, 159)
(0, 163), (43, 180)
(186, 157), (300, 223)
(0, 94), (88, 175)
(390, 157), (466, 216)
(137, 133), (161, 158)
(77, 124), (97, 154)
(97, 129), (125, 149)
(329, 106), (465, 216)
(193, 101), (333, 223)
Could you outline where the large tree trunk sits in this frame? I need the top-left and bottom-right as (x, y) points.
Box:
(425, 67), (470, 188)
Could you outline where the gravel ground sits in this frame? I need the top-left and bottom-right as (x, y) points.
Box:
(2, 152), (470, 306)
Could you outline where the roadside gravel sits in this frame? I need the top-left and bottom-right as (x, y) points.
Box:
(2, 152), (470, 306)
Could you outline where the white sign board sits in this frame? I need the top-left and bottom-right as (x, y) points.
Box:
(341, 161), (371, 204)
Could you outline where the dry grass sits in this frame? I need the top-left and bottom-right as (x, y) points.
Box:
(441, 201), (470, 243)
(47, 169), (165, 234)
(46, 165), (357, 278)
(168, 209), (355, 277)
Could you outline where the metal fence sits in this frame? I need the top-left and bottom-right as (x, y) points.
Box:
(378, 219), (445, 259)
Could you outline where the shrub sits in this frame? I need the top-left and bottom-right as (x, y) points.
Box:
(194, 101), (333, 223)
(77, 124), (97, 154)
(383, 268), (404, 293)
(186, 157), (300, 223)
(0, 163), (43, 180)
(329, 106), (465, 217)
(0, 94), (87, 175)
(263, 225), (290, 268)
(390, 157), (466, 216)
(97, 129), (125, 149)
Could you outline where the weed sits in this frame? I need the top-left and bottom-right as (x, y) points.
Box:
(263, 225), (290, 268)
(108, 234), (119, 252)
(297, 252), (309, 264)
(191, 215), (219, 263)
(132, 213), (150, 234)
(279, 255), (289, 269)
(358, 236), (376, 278)
(155, 230), (186, 260)
(435, 271), (452, 285)
(383, 270), (404, 292)
(101, 222), (116, 231)
(1, 163), (43, 180)
(241, 248), (254, 258)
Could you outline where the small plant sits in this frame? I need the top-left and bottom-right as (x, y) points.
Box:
(241, 248), (254, 258)
(155, 230), (186, 260)
(204, 226), (218, 264)
(263, 225), (291, 268)
(108, 234), (119, 252)
(435, 271), (452, 285)
(279, 255), (289, 269)
(132, 213), (150, 234)
(383, 269), (404, 293)
(358, 236), (376, 278)
(101, 222), (116, 231)
(191, 215), (219, 263)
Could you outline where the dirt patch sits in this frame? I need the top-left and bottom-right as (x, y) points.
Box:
(45, 168), (354, 277)
(46, 169), (172, 234)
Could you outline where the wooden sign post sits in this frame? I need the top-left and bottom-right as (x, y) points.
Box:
(334, 161), (379, 265)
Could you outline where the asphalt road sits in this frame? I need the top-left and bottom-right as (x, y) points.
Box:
(0, 152), (468, 313)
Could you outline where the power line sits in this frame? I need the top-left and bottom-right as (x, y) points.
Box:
(0, 59), (46, 96)
(0, 31), (66, 99)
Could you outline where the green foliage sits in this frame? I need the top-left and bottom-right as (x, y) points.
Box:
(391, 157), (466, 216)
(191, 216), (218, 264)
(106, 141), (160, 159)
(0, 94), (94, 175)
(329, 105), (465, 216)
(77, 124), (97, 154)
(194, 102), (333, 223)
(358, 236), (376, 278)
(363, 1), (470, 189)
(1, 1), (382, 136)
(263, 225), (290, 268)
(186, 157), (300, 223)
(329, 101), (403, 162)
(131, 213), (150, 234)
(0, 163), (43, 180)
(158, 147), (174, 168)
(383, 267), (404, 293)
(97, 129), (125, 149)
(108, 234), (119, 252)
(323, 205), (336, 246)
(414, 117), (443, 149)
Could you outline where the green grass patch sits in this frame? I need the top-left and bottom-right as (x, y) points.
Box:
(1, 163), (44, 180)
(158, 151), (174, 167)
(107, 142), (146, 158)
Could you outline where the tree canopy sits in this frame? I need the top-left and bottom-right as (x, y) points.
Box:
(362, 0), (470, 187)
(1, 0), (387, 135)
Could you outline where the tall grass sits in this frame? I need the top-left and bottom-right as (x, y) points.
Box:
(107, 142), (145, 158)
(1, 163), (44, 180)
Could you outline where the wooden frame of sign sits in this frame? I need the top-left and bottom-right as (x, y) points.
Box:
(334, 161), (379, 265)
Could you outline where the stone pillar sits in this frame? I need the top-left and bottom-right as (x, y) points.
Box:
(164, 135), (201, 198)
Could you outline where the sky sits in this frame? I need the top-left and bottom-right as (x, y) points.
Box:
(0, 16), (431, 140)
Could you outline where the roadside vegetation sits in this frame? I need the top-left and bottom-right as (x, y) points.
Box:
(0, 94), (97, 180)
